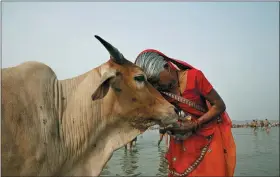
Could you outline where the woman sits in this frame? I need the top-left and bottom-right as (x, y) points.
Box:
(135, 49), (236, 177)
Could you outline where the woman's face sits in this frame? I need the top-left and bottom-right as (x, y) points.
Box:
(153, 64), (177, 91)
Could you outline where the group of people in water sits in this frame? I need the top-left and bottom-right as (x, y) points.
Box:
(231, 119), (279, 130)
(249, 119), (278, 133)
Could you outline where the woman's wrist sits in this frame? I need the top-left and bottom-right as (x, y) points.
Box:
(197, 114), (213, 125)
(193, 119), (201, 131)
(196, 117), (204, 126)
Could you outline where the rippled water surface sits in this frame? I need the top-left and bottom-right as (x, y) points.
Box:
(101, 128), (279, 176)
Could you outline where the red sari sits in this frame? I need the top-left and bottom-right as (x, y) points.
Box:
(136, 49), (236, 177)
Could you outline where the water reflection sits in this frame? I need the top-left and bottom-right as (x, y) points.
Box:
(120, 148), (140, 176)
(101, 164), (110, 176)
(156, 146), (168, 176)
(101, 128), (279, 176)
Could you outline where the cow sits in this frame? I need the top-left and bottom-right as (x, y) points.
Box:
(1, 35), (180, 176)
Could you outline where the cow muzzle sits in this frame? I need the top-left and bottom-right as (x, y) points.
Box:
(159, 106), (184, 127)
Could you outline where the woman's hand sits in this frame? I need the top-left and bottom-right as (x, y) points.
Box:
(169, 131), (193, 141)
(164, 120), (200, 135)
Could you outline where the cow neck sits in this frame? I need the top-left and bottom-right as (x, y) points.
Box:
(59, 70), (91, 112)
(56, 63), (142, 175)
(56, 63), (138, 171)
(58, 69), (95, 159)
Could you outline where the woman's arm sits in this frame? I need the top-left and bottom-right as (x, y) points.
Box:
(159, 70), (227, 135)
(195, 70), (226, 126)
(197, 88), (226, 125)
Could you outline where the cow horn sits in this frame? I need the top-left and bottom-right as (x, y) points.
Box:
(94, 35), (126, 65)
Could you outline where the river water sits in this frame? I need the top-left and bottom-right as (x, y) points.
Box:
(101, 128), (279, 176)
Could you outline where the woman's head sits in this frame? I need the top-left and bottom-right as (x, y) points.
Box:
(135, 51), (178, 91)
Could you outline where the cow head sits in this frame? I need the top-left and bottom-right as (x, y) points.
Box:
(92, 35), (179, 131)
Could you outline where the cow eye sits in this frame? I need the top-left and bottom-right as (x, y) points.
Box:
(134, 75), (146, 83)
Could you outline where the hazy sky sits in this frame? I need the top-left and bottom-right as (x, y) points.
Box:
(2, 2), (279, 121)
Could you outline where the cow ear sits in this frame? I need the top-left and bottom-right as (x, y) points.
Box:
(91, 71), (116, 101)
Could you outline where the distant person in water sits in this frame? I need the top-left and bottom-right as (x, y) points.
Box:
(260, 120), (265, 129)
(256, 120), (260, 127)
(135, 49), (236, 177)
(264, 119), (271, 133)
(264, 119), (270, 127)
(251, 120), (258, 132)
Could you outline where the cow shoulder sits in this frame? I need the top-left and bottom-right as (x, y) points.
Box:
(2, 61), (60, 175)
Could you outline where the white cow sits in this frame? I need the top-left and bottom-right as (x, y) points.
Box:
(1, 35), (179, 176)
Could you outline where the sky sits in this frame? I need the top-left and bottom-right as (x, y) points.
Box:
(2, 2), (279, 121)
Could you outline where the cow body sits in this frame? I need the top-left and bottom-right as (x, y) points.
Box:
(2, 36), (179, 176)
(2, 61), (65, 176)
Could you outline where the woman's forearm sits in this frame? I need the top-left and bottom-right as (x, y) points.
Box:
(197, 88), (226, 125)
(197, 104), (225, 125)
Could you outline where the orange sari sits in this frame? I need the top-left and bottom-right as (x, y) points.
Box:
(136, 49), (236, 177)
(164, 69), (236, 177)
